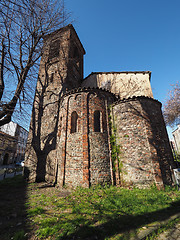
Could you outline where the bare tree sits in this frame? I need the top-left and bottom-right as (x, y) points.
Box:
(0, 0), (70, 127)
(163, 82), (180, 126)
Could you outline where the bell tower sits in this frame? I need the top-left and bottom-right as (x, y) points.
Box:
(25, 25), (85, 182)
(41, 24), (86, 91)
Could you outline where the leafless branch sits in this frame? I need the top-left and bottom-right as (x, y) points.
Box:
(0, 0), (71, 127)
(163, 82), (180, 126)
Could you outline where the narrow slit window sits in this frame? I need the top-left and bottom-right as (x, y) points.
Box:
(49, 39), (60, 59)
(71, 111), (78, 133)
(94, 110), (101, 132)
(50, 72), (54, 83)
(73, 46), (79, 58)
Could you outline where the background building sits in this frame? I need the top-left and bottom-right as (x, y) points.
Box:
(0, 122), (28, 165)
(0, 131), (17, 165)
(172, 125), (180, 155)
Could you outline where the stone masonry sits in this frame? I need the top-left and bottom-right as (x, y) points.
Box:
(25, 24), (175, 188)
(112, 97), (175, 188)
(56, 88), (116, 188)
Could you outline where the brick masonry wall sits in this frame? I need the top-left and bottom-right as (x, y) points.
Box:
(56, 89), (115, 188)
(25, 26), (85, 183)
(88, 92), (112, 186)
(112, 97), (174, 188)
(25, 25), (174, 189)
(56, 93), (84, 187)
(25, 29), (71, 182)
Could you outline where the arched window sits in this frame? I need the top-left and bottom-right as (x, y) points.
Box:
(94, 110), (101, 132)
(71, 111), (78, 133)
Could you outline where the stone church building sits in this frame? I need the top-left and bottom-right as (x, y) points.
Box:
(25, 24), (175, 188)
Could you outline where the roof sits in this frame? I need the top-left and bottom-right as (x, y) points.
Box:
(172, 125), (180, 134)
(113, 95), (160, 106)
(44, 24), (86, 55)
(61, 87), (118, 100)
(0, 131), (17, 140)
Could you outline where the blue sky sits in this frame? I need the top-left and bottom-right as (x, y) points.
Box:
(65, 0), (180, 138)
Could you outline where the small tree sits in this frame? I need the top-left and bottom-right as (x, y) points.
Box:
(0, 0), (70, 127)
(163, 82), (180, 126)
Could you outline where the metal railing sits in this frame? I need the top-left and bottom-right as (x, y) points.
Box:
(0, 167), (23, 180)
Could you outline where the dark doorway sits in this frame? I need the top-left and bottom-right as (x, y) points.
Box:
(3, 153), (9, 165)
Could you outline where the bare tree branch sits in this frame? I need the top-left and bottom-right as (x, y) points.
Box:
(0, 0), (71, 127)
(163, 82), (180, 126)
(0, 38), (5, 100)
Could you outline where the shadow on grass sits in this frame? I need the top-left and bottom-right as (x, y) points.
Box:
(62, 200), (180, 240)
(0, 177), (179, 240)
(0, 176), (28, 240)
(37, 183), (55, 188)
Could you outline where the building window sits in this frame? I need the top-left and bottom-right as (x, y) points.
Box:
(50, 72), (54, 83)
(94, 110), (101, 132)
(71, 111), (78, 133)
(72, 46), (80, 70)
(73, 46), (79, 59)
(49, 39), (60, 60)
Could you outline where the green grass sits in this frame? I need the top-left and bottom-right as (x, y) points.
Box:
(26, 184), (180, 239)
(0, 174), (24, 187)
(0, 176), (180, 240)
(0, 176), (27, 240)
(13, 230), (26, 240)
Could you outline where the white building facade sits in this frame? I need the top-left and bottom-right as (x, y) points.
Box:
(172, 125), (180, 154)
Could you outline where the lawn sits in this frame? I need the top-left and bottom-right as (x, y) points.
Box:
(0, 176), (180, 240)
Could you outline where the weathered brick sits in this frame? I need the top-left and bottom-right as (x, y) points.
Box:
(25, 24), (175, 189)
